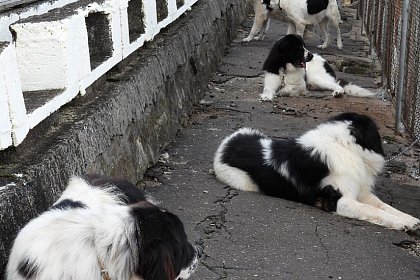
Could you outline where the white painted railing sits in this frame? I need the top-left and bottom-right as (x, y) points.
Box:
(0, 0), (198, 150)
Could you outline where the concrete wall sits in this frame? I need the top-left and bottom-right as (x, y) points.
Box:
(0, 0), (200, 150)
(0, 0), (249, 276)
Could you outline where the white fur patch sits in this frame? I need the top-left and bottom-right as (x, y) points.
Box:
(281, 64), (307, 96)
(261, 72), (282, 101)
(214, 128), (263, 192)
(297, 121), (384, 197)
(213, 117), (420, 233)
(306, 54), (376, 97)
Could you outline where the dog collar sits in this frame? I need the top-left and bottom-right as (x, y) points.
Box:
(98, 257), (111, 280)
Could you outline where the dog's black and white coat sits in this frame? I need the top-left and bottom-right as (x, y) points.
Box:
(244, 0), (342, 49)
(214, 113), (420, 234)
(7, 176), (199, 280)
(261, 34), (376, 101)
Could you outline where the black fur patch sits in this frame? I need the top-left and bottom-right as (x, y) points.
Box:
(50, 199), (86, 210)
(337, 78), (349, 87)
(323, 61), (336, 79)
(220, 132), (329, 205)
(84, 175), (148, 204)
(307, 0), (329, 15)
(17, 259), (38, 279)
(316, 185), (342, 212)
(329, 113), (384, 155)
(262, 0), (273, 11)
(132, 206), (196, 279)
(263, 34), (306, 74)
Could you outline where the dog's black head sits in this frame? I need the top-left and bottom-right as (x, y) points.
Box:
(84, 176), (199, 280)
(263, 34), (313, 74)
(84, 174), (149, 204)
(329, 112), (384, 155)
(132, 202), (199, 280)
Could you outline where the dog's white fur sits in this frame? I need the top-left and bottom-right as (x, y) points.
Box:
(300, 121), (420, 230)
(7, 177), (198, 280)
(214, 118), (420, 232)
(306, 54), (376, 97)
(262, 53), (377, 100)
(7, 177), (138, 280)
(244, 0), (343, 49)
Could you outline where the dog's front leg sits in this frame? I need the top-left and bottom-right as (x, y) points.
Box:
(332, 21), (343, 49)
(255, 19), (270, 40)
(286, 22), (296, 35)
(358, 192), (420, 229)
(294, 23), (306, 38)
(243, 4), (268, 42)
(317, 18), (330, 49)
(261, 72), (282, 101)
(335, 196), (415, 231)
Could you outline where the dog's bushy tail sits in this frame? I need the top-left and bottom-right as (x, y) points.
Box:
(338, 79), (377, 97)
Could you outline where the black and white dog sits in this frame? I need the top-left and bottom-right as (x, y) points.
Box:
(7, 176), (199, 280)
(261, 34), (376, 101)
(244, 0), (342, 49)
(214, 113), (420, 235)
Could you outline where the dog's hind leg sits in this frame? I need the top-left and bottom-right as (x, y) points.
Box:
(317, 18), (330, 49)
(308, 80), (344, 97)
(336, 196), (417, 231)
(286, 22), (296, 35)
(330, 18), (343, 49)
(255, 19), (270, 40)
(294, 23), (306, 38)
(358, 193), (420, 228)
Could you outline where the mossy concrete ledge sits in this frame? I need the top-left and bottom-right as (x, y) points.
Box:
(0, 0), (249, 275)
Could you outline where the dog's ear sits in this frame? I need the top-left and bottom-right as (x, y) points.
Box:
(141, 240), (176, 280)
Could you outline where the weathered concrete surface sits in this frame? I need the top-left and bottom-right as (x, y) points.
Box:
(140, 7), (420, 280)
(0, 0), (250, 275)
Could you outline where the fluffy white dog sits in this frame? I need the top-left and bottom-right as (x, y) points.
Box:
(214, 113), (420, 235)
(6, 176), (199, 280)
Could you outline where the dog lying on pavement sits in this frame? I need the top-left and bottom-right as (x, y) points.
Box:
(214, 112), (420, 236)
(261, 34), (376, 101)
(7, 176), (199, 280)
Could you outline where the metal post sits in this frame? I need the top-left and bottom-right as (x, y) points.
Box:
(381, 1), (388, 87)
(369, 2), (376, 55)
(360, 0), (364, 35)
(395, 0), (410, 133)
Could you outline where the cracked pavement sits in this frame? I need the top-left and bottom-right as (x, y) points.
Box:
(141, 7), (420, 280)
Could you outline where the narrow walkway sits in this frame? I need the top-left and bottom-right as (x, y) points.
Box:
(144, 6), (420, 280)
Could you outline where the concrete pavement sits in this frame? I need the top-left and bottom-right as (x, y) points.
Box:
(142, 6), (420, 280)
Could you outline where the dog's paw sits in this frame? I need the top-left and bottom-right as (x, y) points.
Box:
(332, 91), (344, 98)
(337, 41), (343, 49)
(255, 35), (265, 41)
(259, 92), (274, 102)
(242, 37), (253, 42)
(406, 223), (420, 238)
(317, 43), (327, 49)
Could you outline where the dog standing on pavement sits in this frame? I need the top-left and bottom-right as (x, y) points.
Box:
(213, 112), (420, 235)
(6, 176), (199, 280)
(261, 34), (377, 101)
(244, 0), (343, 50)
